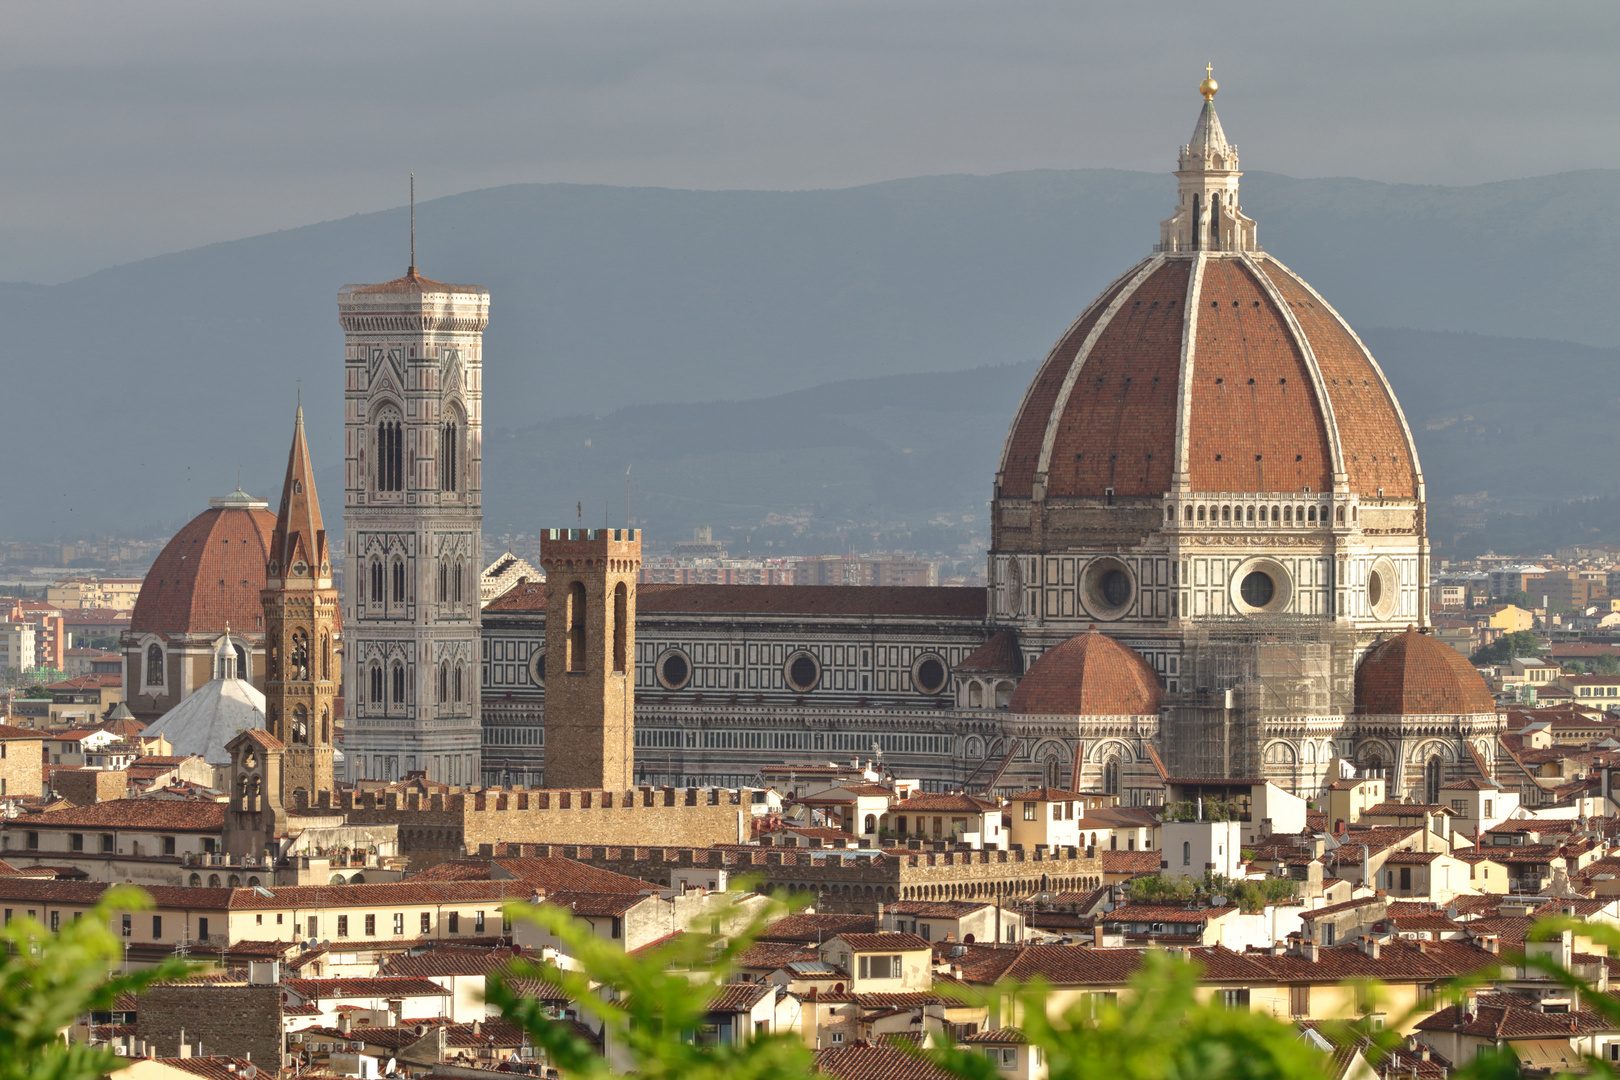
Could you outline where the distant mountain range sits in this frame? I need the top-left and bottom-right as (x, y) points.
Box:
(3, 167), (1619, 547)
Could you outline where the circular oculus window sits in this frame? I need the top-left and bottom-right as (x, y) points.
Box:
(656, 648), (692, 690)
(1367, 557), (1399, 620)
(1229, 557), (1294, 615)
(1081, 557), (1135, 620)
(784, 650), (821, 693)
(912, 654), (949, 695)
(528, 650), (546, 686)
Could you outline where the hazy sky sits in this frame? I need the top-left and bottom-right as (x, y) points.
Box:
(3, 1), (1616, 283)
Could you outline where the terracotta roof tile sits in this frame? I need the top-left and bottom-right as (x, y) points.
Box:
(957, 632), (1023, 675)
(130, 504), (276, 636)
(815, 1045), (957, 1080)
(1009, 630), (1161, 717)
(1355, 629), (1496, 716)
(829, 932), (931, 952)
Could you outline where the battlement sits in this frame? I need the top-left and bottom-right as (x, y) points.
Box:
(540, 527), (640, 555)
(299, 784), (754, 814)
(296, 785), (750, 858)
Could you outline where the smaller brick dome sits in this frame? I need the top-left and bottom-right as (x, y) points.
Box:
(131, 496), (276, 637)
(1009, 629), (1161, 716)
(1355, 627), (1495, 716)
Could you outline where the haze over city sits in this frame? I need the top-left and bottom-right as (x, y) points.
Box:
(2, 11), (1620, 1080)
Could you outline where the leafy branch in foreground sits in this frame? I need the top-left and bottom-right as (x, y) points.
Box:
(0, 884), (193, 1080)
(492, 886), (816, 1080)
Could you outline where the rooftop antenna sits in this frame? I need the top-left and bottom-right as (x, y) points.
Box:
(409, 173), (416, 273)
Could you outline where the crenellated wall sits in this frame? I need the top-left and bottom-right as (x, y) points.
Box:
(294, 785), (750, 868)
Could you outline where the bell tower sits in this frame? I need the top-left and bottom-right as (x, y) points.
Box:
(340, 263), (487, 785)
(538, 528), (640, 790)
(261, 406), (339, 800)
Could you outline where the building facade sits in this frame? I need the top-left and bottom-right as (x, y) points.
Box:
(469, 78), (1496, 804)
(341, 267), (487, 786)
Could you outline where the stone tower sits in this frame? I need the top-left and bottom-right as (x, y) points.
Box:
(340, 266), (487, 785)
(261, 406), (339, 800)
(538, 528), (640, 790)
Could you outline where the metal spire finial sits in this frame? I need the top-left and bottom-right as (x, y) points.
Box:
(409, 173), (416, 274)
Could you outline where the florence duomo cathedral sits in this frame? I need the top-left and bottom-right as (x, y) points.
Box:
(125, 75), (1504, 808)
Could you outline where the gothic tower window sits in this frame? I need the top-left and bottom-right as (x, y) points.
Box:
(439, 414), (460, 492)
(567, 581), (587, 673)
(291, 630), (309, 680)
(454, 559), (464, 603)
(293, 704), (309, 744)
(393, 558), (406, 603)
(320, 633), (329, 682)
(369, 559), (383, 606)
(376, 411), (404, 492)
(392, 662), (406, 705)
(454, 664), (464, 703)
(234, 643), (248, 681)
(613, 582), (628, 673)
(370, 663), (383, 705)
(438, 663), (448, 704)
(320, 709), (330, 744)
(438, 562), (448, 603)
(146, 643), (164, 685)
(1210, 192), (1222, 248)
(1103, 756), (1121, 796)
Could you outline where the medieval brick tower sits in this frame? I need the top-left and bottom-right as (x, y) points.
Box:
(261, 406), (339, 799)
(538, 529), (640, 790)
(340, 266), (487, 785)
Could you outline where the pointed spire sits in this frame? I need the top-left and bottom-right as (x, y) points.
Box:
(1157, 67), (1257, 254)
(269, 403), (329, 585)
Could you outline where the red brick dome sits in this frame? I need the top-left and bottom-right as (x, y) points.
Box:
(1009, 629), (1161, 716)
(995, 253), (1420, 504)
(131, 495), (276, 637)
(1355, 628), (1495, 716)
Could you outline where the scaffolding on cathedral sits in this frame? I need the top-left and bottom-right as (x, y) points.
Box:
(1165, 615), (1356, 780)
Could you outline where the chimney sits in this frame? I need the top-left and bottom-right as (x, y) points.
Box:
(1302, 940), (1319, 962)
(1366, 937), (1381, 961)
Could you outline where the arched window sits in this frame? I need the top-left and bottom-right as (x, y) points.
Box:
(1044, 756), (1061, 788)
(437, 663), (447, 704)
(290, 629), (309, 680)
(393, 558), (406, 603)
(292, 704), (308, 744)
(1307, 505), (1317, 523)
(392, 662), (406, 705)
(567, 581), (587, 673)
(1272, 504), (1281, 521)
(1183, 841), (1192, 867)
(1296, 504), (1305, 521)
(370, 559), (383, 605)
(1103, 756), (1120, 796)
(370, 663), (383, 704)
(454, 559), (464, 603)
(1185, 505), (1194, 521)
(438, 562), (447, 602)
(863, 814), (877, 834)
(146, 643), (164, 685)
(1221, 505), (1231, 522)
(320, 634), (329, 682)
(233, 643), (248, 681)
(439, 417), (460, 492)
(1210, 192), (1222, 248)
(1246, 506), (1255, 522)
(376, 412), (404, 493)
(613, 582), (628, 673)
(1336, 506), (1346, 523)
(320, 709), (330, 744)
(454, 664), (463, 703)
(1258, 506), (1268, 523)
(1425, 756), (1443, 805)
(1283, 505), (1293, 523)
(1197, 505), (1206, 522)
(1191, 192), (1202, 251)
(968, 682), (983, 708)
